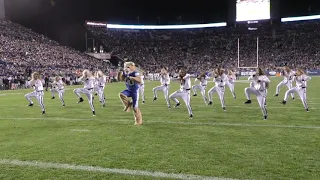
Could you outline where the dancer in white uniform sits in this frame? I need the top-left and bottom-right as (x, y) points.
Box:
(140, 74), (145, 104)
(274, 66), (295, 99)
(73, 70), (96, 116)
(95, 71), (107, 107)
(169, 69), (193, 119)
(244, 68), (270, 120)
(93, 75), (99, 96)
(192, 72), (209, 105)
(281, 69), (311, 112)
(226, 70), (237, 99)
(153, 68), (171, 108)
(25, 72), (46, 115)
(208, 68), (227, 111)
(50, 76), (65, 106)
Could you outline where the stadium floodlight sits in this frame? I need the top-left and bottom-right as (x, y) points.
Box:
(281, 15), (320, 22)
(86, 22), (107, 26)
(85, 21), (227, 29)
(106, 23), (227, 30)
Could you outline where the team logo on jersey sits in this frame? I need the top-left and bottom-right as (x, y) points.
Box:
(126, 78), (134, 86)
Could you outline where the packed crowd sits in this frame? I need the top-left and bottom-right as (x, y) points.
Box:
(1, 18), (320, 90)
(0, 19), (111, 90)
(87, 20), (320, 73)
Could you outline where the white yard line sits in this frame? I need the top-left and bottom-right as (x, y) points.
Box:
(0, 93), (23, 96)
(70, 129), (90, 132)
(234, 81), (251, 83)
(0, 104), (317, 109)
(228, 106), (318, 109)
(154, 121), (320, 129)
(1, 117), (319, 129)
(0, 159), (239, 180)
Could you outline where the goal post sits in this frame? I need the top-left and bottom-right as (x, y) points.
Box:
(237, 37), (259, 69)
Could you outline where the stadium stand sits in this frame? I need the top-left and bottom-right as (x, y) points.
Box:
(1, 18), (320, 90)
(86, 20), (320, 73)
(0, 19), (111, 90)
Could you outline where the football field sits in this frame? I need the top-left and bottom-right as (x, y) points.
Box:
(0, 77), (319, 180)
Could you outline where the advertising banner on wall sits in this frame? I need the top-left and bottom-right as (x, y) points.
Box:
(86, 53), (111, 60)
(268, 71), (277, 76)
(240, 71), (256, 76)
(306, 70), (320, 76)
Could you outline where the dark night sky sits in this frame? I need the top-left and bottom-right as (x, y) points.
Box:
(4, 0), (320, 51)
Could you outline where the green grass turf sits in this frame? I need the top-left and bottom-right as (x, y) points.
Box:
(0, 77), (319, 180)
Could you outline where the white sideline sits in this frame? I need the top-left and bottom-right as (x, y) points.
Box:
(71, 129), (90, 132)
(0, 159), (239, 180)
(229, 106), (318, 109)
(0, 93), (23, 96)
(1, 117), (320, 129)
(0, 104), (317, 109)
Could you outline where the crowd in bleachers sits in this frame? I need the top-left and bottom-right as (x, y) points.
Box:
(87, 20), (320, 73)
(1, 18), (320, 90)
(0, 19), (111, 90)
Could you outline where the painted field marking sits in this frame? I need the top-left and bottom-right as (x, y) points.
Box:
(0, 104), (318, 109)
(71, 129), (90, 132)
(0, 159), (240, 180)
(228, 106), (317, 109)
(1, 117), (319, 130)
(0, 93), (23, 96)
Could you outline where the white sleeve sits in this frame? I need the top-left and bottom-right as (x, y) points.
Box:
(35, 80), (41, 88)
(304, 75), (311, 81)
(183, 74), (190, 80)
(223, 75), (228, 82)
(213, 77), (218, 83)
(78, 76), (84, 81)
(261, 76), (270, 83)
(29, 80), (36, 86)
